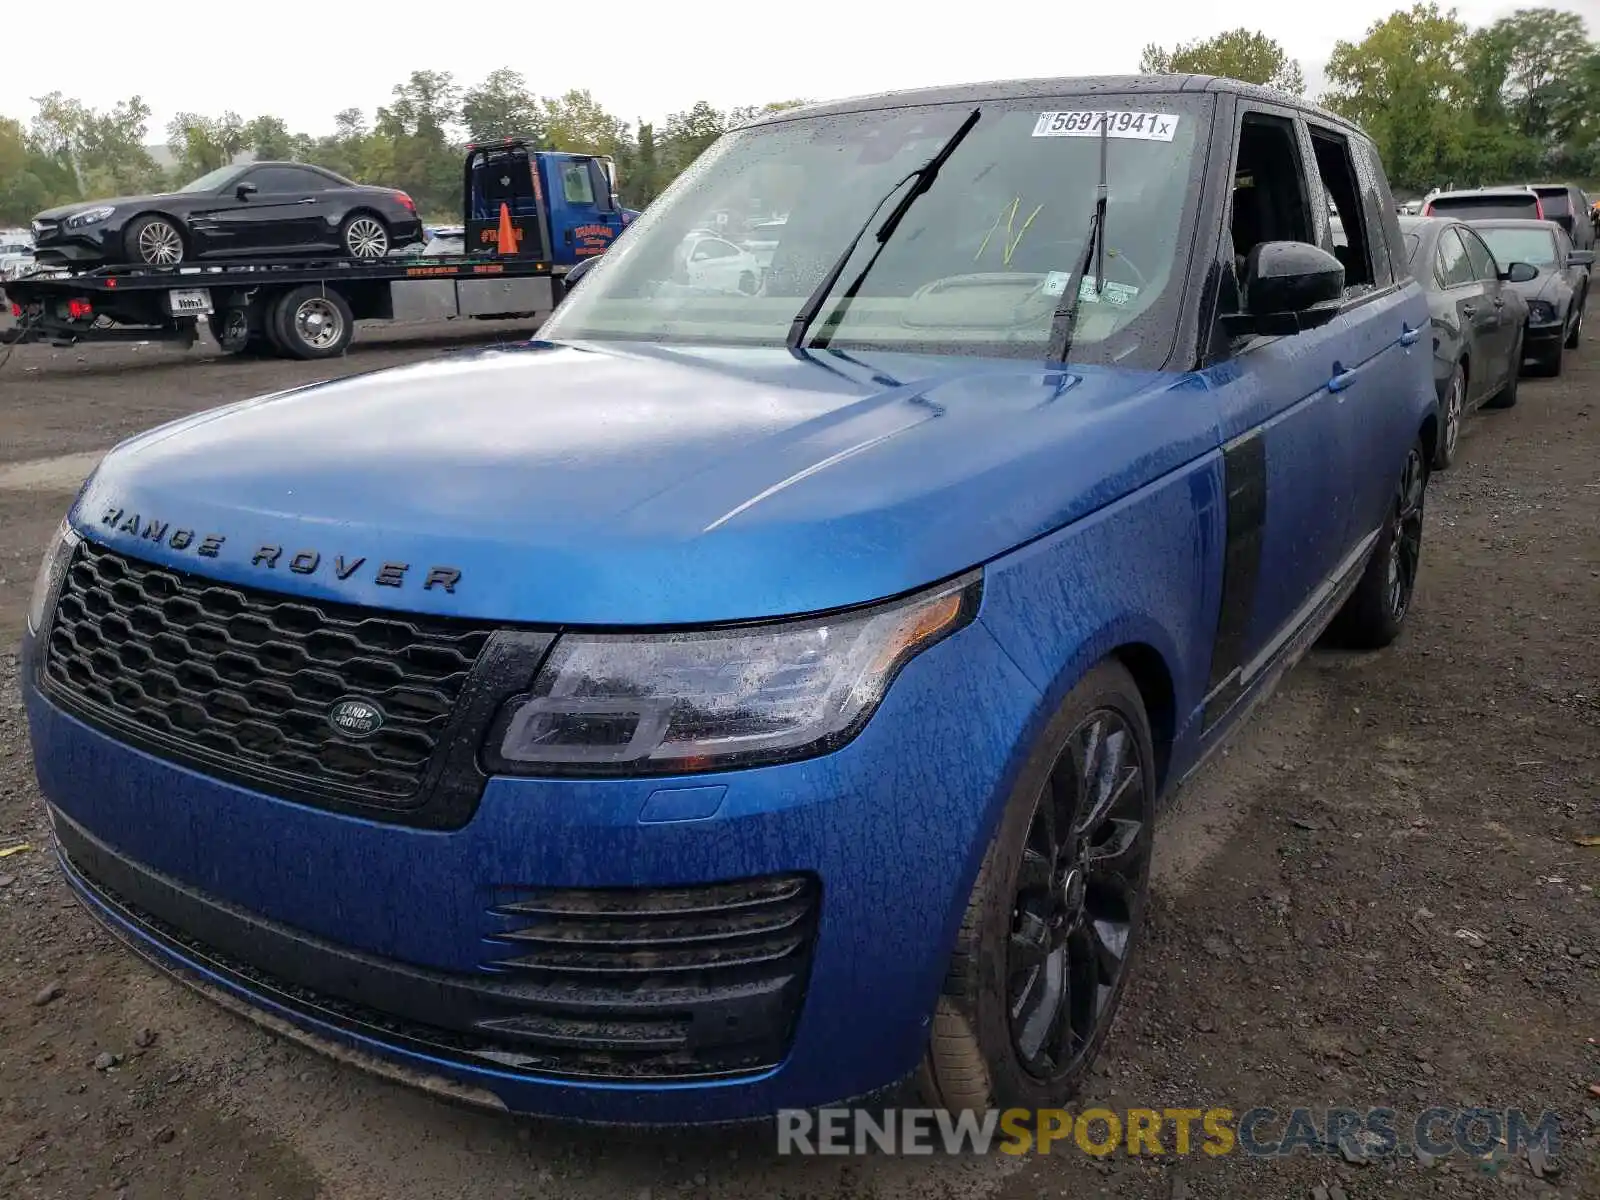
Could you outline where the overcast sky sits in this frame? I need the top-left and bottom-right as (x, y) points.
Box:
(5, 0), (1597, 140)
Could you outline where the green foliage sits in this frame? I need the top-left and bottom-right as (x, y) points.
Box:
(4, 11), (1597, 225)
(1140, 28), (1307, 94)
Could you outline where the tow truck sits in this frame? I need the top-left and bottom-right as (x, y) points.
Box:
(2, 140), (632, 360)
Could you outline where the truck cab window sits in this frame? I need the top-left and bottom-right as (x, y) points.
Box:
(562, 164), (596, 206)
(1307, 128), (1374, 294)
(1228, 113), (1314, 282)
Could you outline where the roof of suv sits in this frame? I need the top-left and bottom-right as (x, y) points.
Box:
(741, 74), (1363, 138)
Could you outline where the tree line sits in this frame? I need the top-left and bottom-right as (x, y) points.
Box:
(0, 3), (1593, 226)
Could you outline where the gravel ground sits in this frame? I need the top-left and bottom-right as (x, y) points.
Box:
(0, 320), (1595, 1200)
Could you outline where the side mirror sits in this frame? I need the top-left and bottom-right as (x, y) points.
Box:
(1500, 261), (1540, 284)
(1568, 249), (1593, 268)
(588, 159), (617, 215)
(561, 253), (600, 298)
(1221, 240), (1345, 337)
(235, 182), (258, 200)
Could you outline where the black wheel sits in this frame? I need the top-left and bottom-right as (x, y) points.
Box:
(340, 212), (390, 259)
(1565, 294), (1584, 350)
(1433, 361), (1464, 469)
(919, 659), (1155, 1112)
(1485, 328), (1522, 409)
(123, 215), (185, 267)
(1330, 440), (1427, 650)
(206, 308), (252, 354)
(272, 285), (354, 360)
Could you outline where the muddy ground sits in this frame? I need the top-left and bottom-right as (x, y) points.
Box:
(0, 318), (1595, 1200)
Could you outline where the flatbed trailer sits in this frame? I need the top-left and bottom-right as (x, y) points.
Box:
(2, 138), (630, 361)
(3, 253), (565, 360)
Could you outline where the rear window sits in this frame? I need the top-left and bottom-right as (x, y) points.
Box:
(1533, 188), (1570, 217)
(1429, 194), (1540, 220)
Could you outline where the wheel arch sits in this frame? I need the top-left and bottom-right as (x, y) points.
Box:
(122, 210), (191, 248)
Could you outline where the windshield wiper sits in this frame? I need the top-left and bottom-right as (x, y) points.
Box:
(786, 108), (982, 351)
(1045, 111), (1111, 364)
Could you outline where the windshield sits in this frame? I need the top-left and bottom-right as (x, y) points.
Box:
(1476, 226), (1558, 269)
(540, 95), (1214, 367)
(176, 164), (247, 194)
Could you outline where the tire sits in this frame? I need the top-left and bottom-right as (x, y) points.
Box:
(206, 308), (252, 354)
(272, 285), (354, 360)
(1565, 294), (1584, 350)
(1329, 439), (1428, 650)
(919, 659), (1156, 1113)
(340, 212), (390, 259)
(259, 292), (291, 357)
(122, 215), (185, 267)
(1485, 328), (1522, 409)
(1433, 362), (1465, 470)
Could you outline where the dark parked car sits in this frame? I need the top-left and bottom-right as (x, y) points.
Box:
(30, 162), (424, 269)
(1469, 218), (1592, 377)
(1424, 186), (1543, 222)
(1525, 182), (1595, 254)
(1395, 216), (1533, 467)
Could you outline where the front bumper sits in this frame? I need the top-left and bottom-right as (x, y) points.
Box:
(31, 226), (118, 267)
(22, 616), (1039, 1124)
(1524, 319), (1565, 355)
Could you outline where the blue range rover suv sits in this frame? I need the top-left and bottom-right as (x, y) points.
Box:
(22, 76), (1436, 1124)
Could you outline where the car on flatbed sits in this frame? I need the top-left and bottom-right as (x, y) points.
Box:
(23, 74), (1436, 1124)
(29, 162), (425, 268)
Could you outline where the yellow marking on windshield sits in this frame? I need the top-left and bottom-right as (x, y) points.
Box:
(976, 197), (1045, 266)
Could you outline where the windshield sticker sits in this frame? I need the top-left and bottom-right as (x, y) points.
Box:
(1039, 272), (1140, 305)
(1032, 111), (1178, 141)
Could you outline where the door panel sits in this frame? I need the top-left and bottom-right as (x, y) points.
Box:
(1458, 225), (1513, 389)
(1202, 102), (1353, 727)
(1437, 227), (1497, 404)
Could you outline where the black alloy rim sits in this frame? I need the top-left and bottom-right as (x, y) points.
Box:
(1387, 447), (1426, 620)
(1008, 707), (1149, 1079)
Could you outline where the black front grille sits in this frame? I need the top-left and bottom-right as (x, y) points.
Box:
(42, 541), (495, 814)
(477, 875), (822, 1077)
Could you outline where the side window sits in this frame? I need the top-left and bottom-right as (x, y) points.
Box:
(248, 167), (322, 193)
(561, 163), (596, 206)
(1226, 111), (1315, 281)
(1305, 124), (1378, 294)
(1436, 228), (1474, 288)
(1459, 227), (1498, 281)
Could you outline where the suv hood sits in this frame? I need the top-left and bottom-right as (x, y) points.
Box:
(73, 341), (1216, 625)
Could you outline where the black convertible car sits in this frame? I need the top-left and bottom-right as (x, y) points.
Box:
(30, 162), (424, 269)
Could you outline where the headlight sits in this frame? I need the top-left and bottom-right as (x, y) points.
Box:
(27, 520), (80, 635)
(487, 574), (980, 776)
(1527, 300), (1557, 323)
(64, 207), (116, 230)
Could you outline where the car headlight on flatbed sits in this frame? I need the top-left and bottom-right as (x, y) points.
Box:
(27, 520), (80, 635)
(63, 207), (116, 230)
(486, 574), (981, 776)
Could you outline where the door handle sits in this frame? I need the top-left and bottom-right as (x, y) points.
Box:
(1329, 364), (1359, 392)
(1461, 304), (1477, 316)
(1493, 297), (1505, 308)
(1399, 323), (1421, 346)
(297, 198), (317, 204)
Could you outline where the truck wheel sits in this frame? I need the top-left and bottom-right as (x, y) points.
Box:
(1329, 439), (1428, 650)
(207, 308), (254, 354)
(273, 285), (354, 360)
(123, 215), (185, 267)
(340, 213), (390, 259)
(918, 659), (1155, 1113)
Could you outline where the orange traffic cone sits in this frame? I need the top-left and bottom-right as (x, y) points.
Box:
(497, 202), (520, 255)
